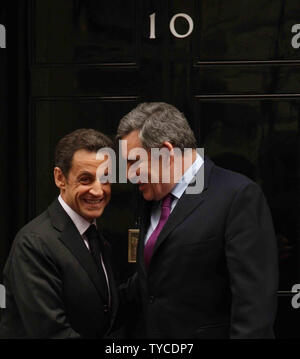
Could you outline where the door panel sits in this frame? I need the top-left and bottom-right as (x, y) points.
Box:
(34, 0), (139, 64)
(194, 0), (300, 62)
(31, 67), (139, 97)
(193, 65), (300, 95)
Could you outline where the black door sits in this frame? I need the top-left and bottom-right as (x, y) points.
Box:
(1, 0), (300, 337)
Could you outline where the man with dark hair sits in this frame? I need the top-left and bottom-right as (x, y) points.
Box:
(0, 128), (118, 338)
(118, 102), (278, 339)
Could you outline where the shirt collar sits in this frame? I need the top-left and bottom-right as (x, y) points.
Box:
(171, 152), (203, 200)
(58, 195), (96, 236)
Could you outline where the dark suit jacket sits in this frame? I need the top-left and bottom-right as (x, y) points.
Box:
(120, 158), (278, 339)
(0, 199), (118, 338)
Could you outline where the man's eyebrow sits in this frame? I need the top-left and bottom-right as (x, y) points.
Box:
(77, 171), (93, 177)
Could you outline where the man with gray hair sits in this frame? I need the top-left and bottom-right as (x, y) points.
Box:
(117, 102), (278, 339)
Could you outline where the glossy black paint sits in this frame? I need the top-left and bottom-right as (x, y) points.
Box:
(1, 0), (300, 337)
(31, 0), (299, 290)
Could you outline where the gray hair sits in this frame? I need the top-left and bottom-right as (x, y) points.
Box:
(116, 102), (197, 150)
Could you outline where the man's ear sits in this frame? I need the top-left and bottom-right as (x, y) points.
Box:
(54, 167), (67, 191)
(162, 141), (175, 164)
(162, 141), (173, 152)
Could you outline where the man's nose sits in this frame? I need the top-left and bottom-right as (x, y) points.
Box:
(89, 179), (104, 196)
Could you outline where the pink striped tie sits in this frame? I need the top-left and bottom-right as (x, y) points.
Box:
(144, 193), (173, 269)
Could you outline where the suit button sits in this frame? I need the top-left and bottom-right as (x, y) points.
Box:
(103, 305), (109, 313)
(149, 296), (155, 303)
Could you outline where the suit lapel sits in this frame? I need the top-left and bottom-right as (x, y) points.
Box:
(137, 199), (152, 277)
(151, 191), (206, 256)
(99, 232), (119, 326)
(60, 224), (109, 304)
(48, 199), (109, 304)
(150, 157), (215, 261)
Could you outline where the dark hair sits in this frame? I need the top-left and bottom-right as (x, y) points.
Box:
(54, 128), (113, 177)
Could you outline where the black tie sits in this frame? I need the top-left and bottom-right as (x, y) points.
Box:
(84, 224), (109, 303)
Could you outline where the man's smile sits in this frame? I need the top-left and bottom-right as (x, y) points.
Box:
(83, 198), (104, 205)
